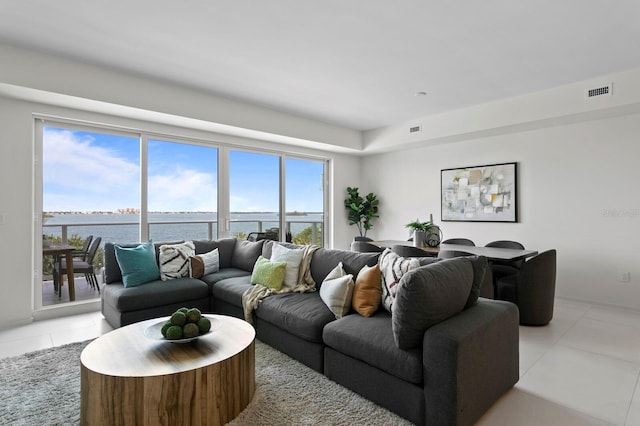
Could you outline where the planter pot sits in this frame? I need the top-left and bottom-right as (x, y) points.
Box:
(413, 230), (426, 247)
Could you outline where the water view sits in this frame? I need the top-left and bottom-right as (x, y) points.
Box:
(43, 212), (324, 245)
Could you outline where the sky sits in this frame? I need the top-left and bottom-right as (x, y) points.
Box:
(42, 127), (324, 213)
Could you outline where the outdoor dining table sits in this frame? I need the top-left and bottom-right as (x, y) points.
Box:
(43, 243), (76, 301)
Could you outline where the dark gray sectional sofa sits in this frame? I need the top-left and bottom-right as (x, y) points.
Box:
(101, 238), (519, 426)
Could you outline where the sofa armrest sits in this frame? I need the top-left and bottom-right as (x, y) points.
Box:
(422, 298), (519, 426)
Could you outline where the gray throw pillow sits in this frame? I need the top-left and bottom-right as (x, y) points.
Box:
(392, 258), (473, 350)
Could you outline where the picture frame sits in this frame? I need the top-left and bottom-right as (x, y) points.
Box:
(441, 162), (517, 222)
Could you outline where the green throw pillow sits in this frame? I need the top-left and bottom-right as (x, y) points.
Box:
(114, 240), (160, 288)
(251, 256), (287, 290)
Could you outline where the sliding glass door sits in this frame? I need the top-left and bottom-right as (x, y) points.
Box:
(38, 120), (328, 309)
(147, 139), (218, 241)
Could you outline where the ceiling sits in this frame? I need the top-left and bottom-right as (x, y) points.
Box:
(1, 0), (639, 131)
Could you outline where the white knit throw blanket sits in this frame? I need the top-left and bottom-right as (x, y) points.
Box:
(242, 245), (320, 323)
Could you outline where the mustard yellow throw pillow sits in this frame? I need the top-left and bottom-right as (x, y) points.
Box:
(352, 263), (382, 317)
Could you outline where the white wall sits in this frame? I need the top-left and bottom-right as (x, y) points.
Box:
(362, 112), (640, 310)
(0, 95), (361, 329)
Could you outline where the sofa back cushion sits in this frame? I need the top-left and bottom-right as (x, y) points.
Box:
(104, 242), (139, 284)
(193, 238), (236, 269)
(261, 240), (303, 259)
(310, 248), (380, 288)
(392, 257), (473, 350)
(231, 239), (265, 272)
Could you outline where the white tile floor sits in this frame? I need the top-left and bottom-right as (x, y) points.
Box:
(0, 298), (638, 425)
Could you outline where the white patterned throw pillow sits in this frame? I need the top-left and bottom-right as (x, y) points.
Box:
(159, 241), (195, 281)
(189, 248), (220, 279)
(379, 248), (420, 313)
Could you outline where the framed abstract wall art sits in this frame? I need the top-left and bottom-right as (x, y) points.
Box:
(441, 162), (517, 222)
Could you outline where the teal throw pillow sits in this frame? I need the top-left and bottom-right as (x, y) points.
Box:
(251, 256), (286, 290)
(114, 240), (160, 288)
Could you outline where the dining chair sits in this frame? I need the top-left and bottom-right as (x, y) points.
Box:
(442, 238), (475, 246)
(437, 250), (474, 259)
(391, 245), (433, 258)
(485, 240), (526, 289)
(57, 237), (102, 294)
(495, 249), (557, 325)
(350, 241), (384, 253)
(52, 235), (93, 295)
(73, 235), (93, 261)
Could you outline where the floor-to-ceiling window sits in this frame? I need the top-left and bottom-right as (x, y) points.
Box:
(38, 120), (328, 309)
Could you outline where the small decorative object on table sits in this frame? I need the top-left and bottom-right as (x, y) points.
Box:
(144, 307), (213, 343)
(405, 214), (442, 248)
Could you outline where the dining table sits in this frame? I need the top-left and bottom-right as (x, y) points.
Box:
(371, 240), (538, 261)
(43, 243), (76, 301)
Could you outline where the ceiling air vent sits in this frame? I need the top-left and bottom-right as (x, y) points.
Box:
(585, 83), (613, 99)
(409, 125), (422, 134)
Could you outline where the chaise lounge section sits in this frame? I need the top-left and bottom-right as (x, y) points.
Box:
(100, 237), (519, 425)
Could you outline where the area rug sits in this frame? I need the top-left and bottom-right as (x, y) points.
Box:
(0, 339), (412, 425)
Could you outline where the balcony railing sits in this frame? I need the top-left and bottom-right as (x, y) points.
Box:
(43, 219), (323, 245)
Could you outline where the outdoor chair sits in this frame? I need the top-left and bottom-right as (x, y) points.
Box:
(56, 237), (102, 294)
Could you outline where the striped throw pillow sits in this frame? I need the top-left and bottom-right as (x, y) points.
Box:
(379, 248), (420, 313)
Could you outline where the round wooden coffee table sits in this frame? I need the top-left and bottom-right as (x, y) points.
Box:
(80, 314), (255, 426)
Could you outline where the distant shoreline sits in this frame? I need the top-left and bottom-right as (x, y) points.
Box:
(44, 211), (319, 216)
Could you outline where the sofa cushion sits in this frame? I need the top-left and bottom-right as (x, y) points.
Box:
(159, 241), (195, 281)
(193, 238), (236, 269)
(231, 239), (265, 272)
(271, 243), (305, 288)
(114, 241), (161, 288)
(199, 268), (250, 288)
(255, 292), (335, 343)
(352, 263), (382, 317)
(320, 262), (354, 319)
(102, 278), (209, 311)
(379, 248), (420, 312)
(261, 240), (304, 260)
(251, 256), (287, 290)
(323, 311), (423, 384)
(210, 276), (253, 307)
(392, 258), (474, 350)
(104, 242), (139, 284)
(189, 248), (220, 279)
(310, 248), (380, 288)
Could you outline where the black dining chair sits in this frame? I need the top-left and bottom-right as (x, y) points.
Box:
(485, 240), (526, 288)
(437, 250), (474, 259)
(495, 249), (557, 326)
(350, 241), (384, 253)
(391, 245), (433, 258)
(442, 238), (475, 246)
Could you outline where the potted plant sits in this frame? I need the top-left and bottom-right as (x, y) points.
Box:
(405, 214), (442, 247)
(344, 187), (379, 240)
